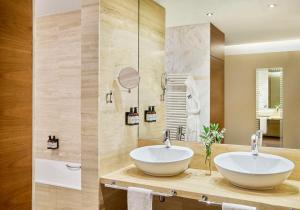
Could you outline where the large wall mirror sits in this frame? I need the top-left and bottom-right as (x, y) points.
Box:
(138, 0), (300, 149)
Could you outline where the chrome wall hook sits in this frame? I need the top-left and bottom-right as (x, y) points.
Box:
(106, 91), (113, 103)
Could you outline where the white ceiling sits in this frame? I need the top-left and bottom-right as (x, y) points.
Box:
(155, 0), (300, 45)
(35, 0), (80, 17)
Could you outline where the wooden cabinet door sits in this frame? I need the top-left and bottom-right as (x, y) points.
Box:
(0, 1), (32, 209)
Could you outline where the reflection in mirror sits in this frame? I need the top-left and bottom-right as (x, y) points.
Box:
(118, 67), (140, 93)
(256, 68), (283, 147)
(138, 0), (300, 149)
(138, 0), (224, 142)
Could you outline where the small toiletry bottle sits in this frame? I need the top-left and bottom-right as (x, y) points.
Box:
(125, 109), (129, 125)
(145, 106), (151, 122)
(151, 106), (156, 122)
(134, 107), (139, 125)
(127, 107), (134, 125)
(52, 136), (58, 149)
(47, 136), (53, 149)
(149, 106), (154, 122)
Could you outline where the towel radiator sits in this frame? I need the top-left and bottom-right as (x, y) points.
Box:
(165, 74), (189, 140)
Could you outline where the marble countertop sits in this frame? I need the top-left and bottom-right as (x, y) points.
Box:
(100, 165), (300, 210)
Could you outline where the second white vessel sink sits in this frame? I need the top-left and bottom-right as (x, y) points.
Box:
(130, 145), (194, 176)
(214, 152), (295, 190)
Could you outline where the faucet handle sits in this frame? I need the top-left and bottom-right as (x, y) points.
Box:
(164, 129), (170, 139)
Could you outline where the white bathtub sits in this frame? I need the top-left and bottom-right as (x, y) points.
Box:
(35, 159), (81, 190)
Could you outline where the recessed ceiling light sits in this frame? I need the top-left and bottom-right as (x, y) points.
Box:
(268, 3), (277, 8)
(206, 12), (214, 17)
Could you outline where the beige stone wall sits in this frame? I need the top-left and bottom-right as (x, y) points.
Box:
(81, 0), (100, 209)
(35, 184), (82, 210)
(35, 10), (83, 210)
(225, 51), (300, 149)
(99, 0), (139, 175)
(35, 11), (81, 163)
(138, 0), (166, 140)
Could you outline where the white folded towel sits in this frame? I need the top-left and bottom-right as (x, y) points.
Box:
(128, 187), (153, 210)
(223, 203), (256, 210)
(259, 117), (267, 134)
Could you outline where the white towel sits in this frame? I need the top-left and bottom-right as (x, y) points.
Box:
(128, 187), (153, 210)
(185, 75), (201, 141)
(259, 117), (267, 134)
(222, 203), (256, 210)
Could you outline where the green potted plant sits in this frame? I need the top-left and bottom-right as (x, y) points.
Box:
(200, 123), (225, 175)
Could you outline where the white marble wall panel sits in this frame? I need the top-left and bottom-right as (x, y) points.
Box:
(166, 23), (211, 132)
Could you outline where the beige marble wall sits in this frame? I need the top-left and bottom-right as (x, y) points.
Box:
(35, 184), (82, 210)
(99, 0), (139, 177)
(35, 2), (101, 210)
(99, 0), (140, 208)
(165, 24), (211, 132)
(138, 0), (166, 140)
(35, 11), (81, 163)
(35, 10), (83, 210)
(81, 0), (100, 209)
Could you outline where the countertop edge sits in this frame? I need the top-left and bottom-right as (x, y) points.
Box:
(100, 165), (300, 210)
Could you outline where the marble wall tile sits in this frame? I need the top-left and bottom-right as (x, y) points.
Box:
(81, 0), (100, 209)
(35, 184), (82, 210)
(35, 11), (81, 163)
(138, 0), (166, 140)
(99, 0), (139, 176)
(99, 0), (140, 208)
(166, 24), (211, 132)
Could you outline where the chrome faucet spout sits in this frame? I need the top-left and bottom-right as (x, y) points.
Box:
(251, 130), (262, 155)
(251, 134), (258, 155)
(163, 129), (171, 148)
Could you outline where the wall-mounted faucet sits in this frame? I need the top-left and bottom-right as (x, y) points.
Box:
(176, 126), (185, 141)
(251, 130), (262, 155)
(163, 129), (171, 148)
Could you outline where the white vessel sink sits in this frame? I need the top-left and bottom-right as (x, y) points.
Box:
(214, 152), (295, 190)
(130, 145), (194, 176)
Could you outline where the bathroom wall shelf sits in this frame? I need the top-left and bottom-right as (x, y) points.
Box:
(100, 165), (300, 210)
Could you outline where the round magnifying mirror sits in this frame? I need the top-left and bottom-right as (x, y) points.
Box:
(118, 67), (140, 92)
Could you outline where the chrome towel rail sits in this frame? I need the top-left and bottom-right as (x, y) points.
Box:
(104, 181), (177, 198)
(199, 195), (222, 207)
(65, 163), (81, 171)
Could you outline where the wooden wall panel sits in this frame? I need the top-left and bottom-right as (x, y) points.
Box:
(101, 185), (219, 210)
(210, 57), (225, 128)
(210, 24), (225, 61)
(210, 24), (225, 129)
(0, 0), (32, 209)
